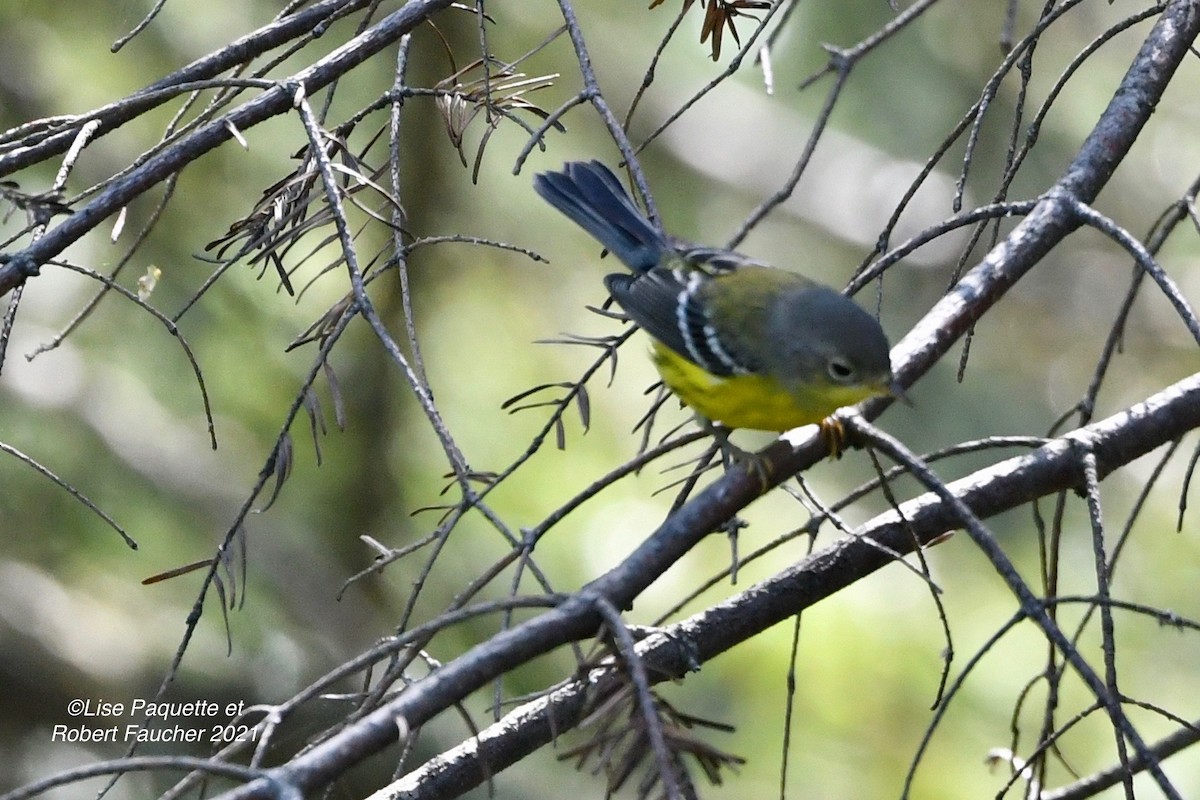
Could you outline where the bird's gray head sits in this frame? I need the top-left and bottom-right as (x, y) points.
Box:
(765, 285), (895, 392)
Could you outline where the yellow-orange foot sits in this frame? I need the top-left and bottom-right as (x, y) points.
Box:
(818, 416), (847, 459)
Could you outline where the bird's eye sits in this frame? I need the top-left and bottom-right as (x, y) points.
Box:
(827, 357), (856, 383)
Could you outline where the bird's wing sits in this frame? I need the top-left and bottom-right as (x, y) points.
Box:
(605, 266), (760, 377)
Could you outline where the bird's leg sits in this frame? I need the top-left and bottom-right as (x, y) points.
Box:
(702, 419), (773, 488)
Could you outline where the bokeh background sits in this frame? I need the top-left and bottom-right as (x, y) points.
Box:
(1, 1), (1198, 797)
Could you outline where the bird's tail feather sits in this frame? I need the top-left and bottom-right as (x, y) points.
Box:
(533, 161), (668, 273)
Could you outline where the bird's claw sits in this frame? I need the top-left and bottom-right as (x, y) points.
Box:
(819, 416), (847, 459)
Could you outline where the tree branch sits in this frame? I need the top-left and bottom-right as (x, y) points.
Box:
(198, 4), (1200, 796)
(377, 372), (1200, 800)
(0, 0), (455, 297)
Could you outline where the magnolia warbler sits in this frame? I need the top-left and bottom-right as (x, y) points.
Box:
(533, 160), (901, 453)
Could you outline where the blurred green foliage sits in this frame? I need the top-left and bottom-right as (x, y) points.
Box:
(1, 1), (1197, 798)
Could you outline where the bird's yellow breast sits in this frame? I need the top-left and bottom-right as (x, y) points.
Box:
(650, 341), (879, 432)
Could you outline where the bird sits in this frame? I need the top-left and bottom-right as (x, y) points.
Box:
(533, 160), (901, 473)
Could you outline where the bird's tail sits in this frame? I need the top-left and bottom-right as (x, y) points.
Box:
(533, 161), (669, 273)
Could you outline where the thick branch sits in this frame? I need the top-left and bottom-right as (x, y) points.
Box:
(739, 0), (1200, 487)
(0, 0), (455, 297)
(378, 373), (1200, 799)
(880, 0), (1199, 409)
(202, 3), (1200, 795)
(0, 0), (366, 174)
